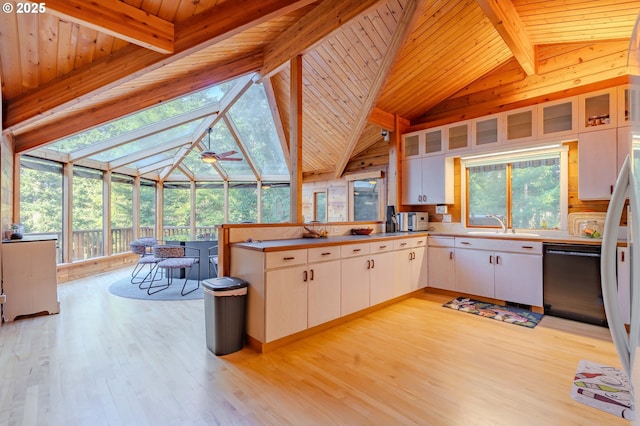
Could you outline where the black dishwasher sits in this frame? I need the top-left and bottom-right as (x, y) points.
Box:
(542, 243), (606, 326)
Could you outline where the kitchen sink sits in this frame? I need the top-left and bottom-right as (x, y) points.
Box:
(466, 231), (540, 237)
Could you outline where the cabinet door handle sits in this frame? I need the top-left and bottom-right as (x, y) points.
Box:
(303, 270), (308, 282)
(367, 259), (371, 269)
(353, 248), (361, 253)
(283, 256), (295, 261)
(321, 252), (332, 256)
(379, 245), (387, 249)
(489, 255), (494, 264)
(417, 240), (424, 245)
(496, 255), (501, 265)
(418, 195), (423, 202)
(310, 269), (314, 281)
(621, 250), (625, 262)
(449, 251), (453, 260)
(371, 259), (375, 269)
(611, 184), (614, 194)
(460, 241), (471, 245)
(400, 242), (407, 246)
(522, 245), (533, 249)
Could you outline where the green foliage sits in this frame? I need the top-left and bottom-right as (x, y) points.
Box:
(19, 160), (62, 233)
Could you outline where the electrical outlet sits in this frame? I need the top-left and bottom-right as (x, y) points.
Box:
(442, 214), (452, 223)
(0, 294), (6, 304)
(435, 205), (447, 214)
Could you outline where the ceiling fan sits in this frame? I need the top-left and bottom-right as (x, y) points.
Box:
(201, 127), (242, 163)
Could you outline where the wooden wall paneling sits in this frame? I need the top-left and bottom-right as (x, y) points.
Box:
(290, 55), (303, 223)
(38, 14), (60, 84)
(17, 13), (40, 91)
(55, 20), (80, 78)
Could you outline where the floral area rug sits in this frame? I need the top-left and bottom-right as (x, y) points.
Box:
(571, 359), (635, 420)
(442, 297), (543, 328)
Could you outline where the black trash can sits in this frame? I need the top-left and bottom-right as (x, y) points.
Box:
(202, 276), (248, 355)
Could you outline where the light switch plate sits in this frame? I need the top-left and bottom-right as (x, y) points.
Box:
(0, 294), (6, 304)
(436, 205), (447, 214)
(442, 214), (451, 223)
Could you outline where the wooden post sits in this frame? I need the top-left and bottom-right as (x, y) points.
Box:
(290, 55), (303, 223)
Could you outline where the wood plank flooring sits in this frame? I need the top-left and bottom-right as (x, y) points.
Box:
(0, 266), (636, 425)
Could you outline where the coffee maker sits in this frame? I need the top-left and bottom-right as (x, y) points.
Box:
(385, 205), (398, 233)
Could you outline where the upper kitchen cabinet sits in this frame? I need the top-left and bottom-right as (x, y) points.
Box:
(446, 121), (471, 153)
(578, 128), (618, 200)
(538, 98), (578, 139)
(579, 88), (616, 132)
(505, 106), (537, 143)
(424, 127), (444, 156)
(617, 85), (640, 127)
(402, 132), (422, 159)
(473, 114), (502, 148)
(401, 154), (454, 205)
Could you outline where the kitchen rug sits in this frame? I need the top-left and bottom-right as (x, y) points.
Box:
(442, 297), (543, 328)
(571, 359), (635, 420)
(108, 276), (203, 301)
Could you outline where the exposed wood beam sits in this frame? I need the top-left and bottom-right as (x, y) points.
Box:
(44, 0), (174, 54)
(13, 54), (261, 153)
(260, 0), (382, 78)
(290, 55), (303, 223)
(368, 107), (397, 132)
(5, 0), (315, 132)
(334, 0), (419, 179)
(476, 0), (536, 76)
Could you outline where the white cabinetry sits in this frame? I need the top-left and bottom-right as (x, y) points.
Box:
(341, 243), (371, 315)
(369, 241), (395, 305)
(265, 262), (308, 341)
(401, 154), (454, 205)
(393, 237), (427, 296)
(1, 238), (60, 322)
(427, 236), (455, 291)
(579, 88), (616, 132)
(454, 238), (543, 306)
(578, 128), (618, 200)
(307, 247), (342, 327)
(538, 98), (577, 139)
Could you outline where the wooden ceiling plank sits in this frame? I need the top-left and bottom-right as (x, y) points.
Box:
(0, 12), (22, 97)
(260, 0), (382, 78)
(13, 53), (261, 153)
(476, 0), (536, 75)
(334, 0), (418, 178)
(44, 0), (174, 54)
(5, 0), (314, 132)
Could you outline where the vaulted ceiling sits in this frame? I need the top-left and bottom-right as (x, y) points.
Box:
(1, 0), (639, 180)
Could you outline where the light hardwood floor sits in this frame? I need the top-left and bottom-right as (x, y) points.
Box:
(0, 266), (636, 425)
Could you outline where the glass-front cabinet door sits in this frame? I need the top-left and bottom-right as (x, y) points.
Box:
(473, 115), (501, 147)
(579, 88), (616, 132)
(446, 121), (470, 152)
(538, 98), (577, 138)
(505, 106), (536, 143)
(424, 127), (443, 155)
(402, 133), (421, 159)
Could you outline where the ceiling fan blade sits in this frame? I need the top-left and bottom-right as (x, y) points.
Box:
(215, 150), (238, 158)
(218, 157), (242, 161)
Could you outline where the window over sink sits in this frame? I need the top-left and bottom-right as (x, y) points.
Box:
(463, 145), (567, 231)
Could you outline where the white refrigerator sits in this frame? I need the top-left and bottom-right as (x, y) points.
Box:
(592, 12), (640, 420)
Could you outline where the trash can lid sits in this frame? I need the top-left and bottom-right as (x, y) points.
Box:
(202, 276), (248, 291)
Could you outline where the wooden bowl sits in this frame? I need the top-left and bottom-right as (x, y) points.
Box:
(351, 228), (373, 235)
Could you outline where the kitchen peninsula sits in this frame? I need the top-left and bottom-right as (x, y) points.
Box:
(229, 230), (427, 352)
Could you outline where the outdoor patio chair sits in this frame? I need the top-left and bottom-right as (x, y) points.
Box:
(208, 245), (219, 278)
(129, 238), (161, 287)
(148, 245), (200, 296)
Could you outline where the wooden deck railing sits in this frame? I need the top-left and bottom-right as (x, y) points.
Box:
(25, 226), (219, 263)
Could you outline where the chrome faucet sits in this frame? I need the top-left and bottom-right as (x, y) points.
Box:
(487, 214), (507, 233)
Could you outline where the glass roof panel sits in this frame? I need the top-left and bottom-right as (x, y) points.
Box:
(46, 79), (237, 154)
(208, 121), (254, 177)
(228, 83), (289, 176)
(135, 151), (176, 169)
(89, 119), (204, 162)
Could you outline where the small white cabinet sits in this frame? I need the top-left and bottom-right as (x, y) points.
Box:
(427, 236), (455, 291)
(454, 245), (494, 298)
(1, 238), (60, 322)
(341, 243), (371, 316)
(368, 241), (395, 306)
(578, 128), (617, 200)
(401, 154), (454, 205)
(393, 237), (427, 296)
